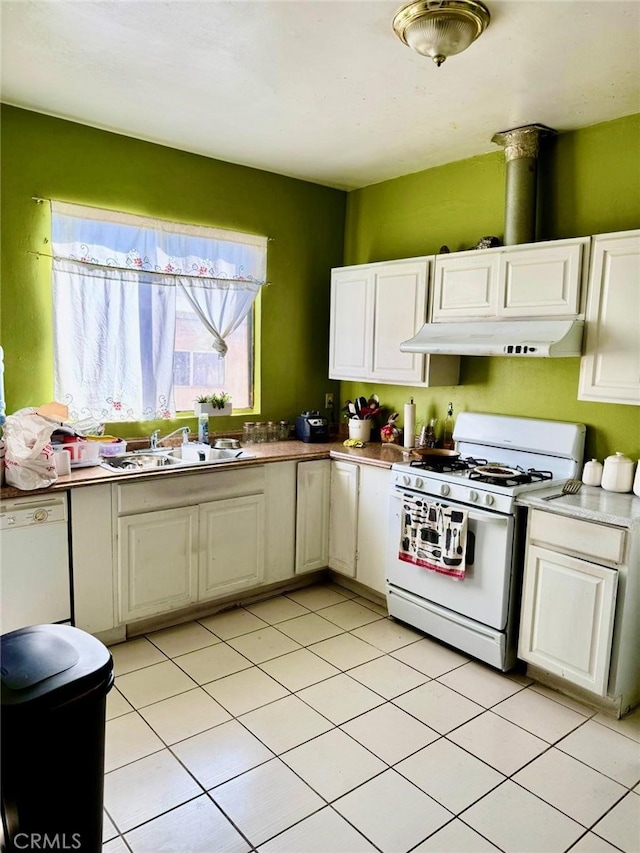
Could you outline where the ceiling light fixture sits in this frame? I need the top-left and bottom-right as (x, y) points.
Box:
(393, 0), (490, 67)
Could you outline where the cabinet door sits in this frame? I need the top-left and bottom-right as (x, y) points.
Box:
(329, 461), (359, 577)
(432, 252), (500, 320)
(199, 495), (265, 601)
(72, 485), (115, 634)
(355, 465), (390, 595)
(117, 506), (198, 622)
(295, 460), (330, 573)
(519, 544), (618, 695)
(263, 461), (297, 584)
(500, 241), (584, 317)
(578, 230), (640, 405)
(329, 268), (374, 379)
(370, 261), (428, 384)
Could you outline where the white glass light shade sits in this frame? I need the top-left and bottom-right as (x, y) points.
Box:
(393, 1), (490, 66)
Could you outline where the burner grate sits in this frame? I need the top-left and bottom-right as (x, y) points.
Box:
(468, 467), (553, 487)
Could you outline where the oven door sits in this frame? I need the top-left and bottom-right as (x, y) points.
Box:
(386, 487), (514, 631)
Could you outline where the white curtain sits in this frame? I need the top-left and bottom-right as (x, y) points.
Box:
(176, 276), (260, 357)
(51, 202), (267, 422)
(52, 260), (177, 421)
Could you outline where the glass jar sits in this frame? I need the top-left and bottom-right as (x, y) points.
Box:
(242, 422), (256, 445)
(267, 421), (278, 442)
(254, 421), (267, 443)
(279, 420), (290, 441)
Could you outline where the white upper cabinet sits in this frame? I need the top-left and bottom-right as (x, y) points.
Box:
(432, 237), (589, 322)
(369, 262), (428, 383)
(501, 242), (584, 317)
(329, 267), (374, 380)
(578, 230), (640, 405)
(329, 258), (459, 386)
(432, 252), (500, 319)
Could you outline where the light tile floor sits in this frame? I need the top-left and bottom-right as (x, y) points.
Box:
(102, 583), (640, 853)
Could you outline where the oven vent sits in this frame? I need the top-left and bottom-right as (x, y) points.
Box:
(492, 123), (557, 246)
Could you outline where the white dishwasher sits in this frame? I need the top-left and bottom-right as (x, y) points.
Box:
(0, 494), (72, 633)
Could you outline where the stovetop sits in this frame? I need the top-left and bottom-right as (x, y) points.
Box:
(391, 412), (585, 514)
(407, 456), (554, 488)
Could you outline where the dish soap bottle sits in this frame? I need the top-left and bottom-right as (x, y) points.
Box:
(197, 413), (209, 445)
(442, 403), (455, 450)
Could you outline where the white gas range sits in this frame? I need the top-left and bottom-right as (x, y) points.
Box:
(386, 412), (586, 671)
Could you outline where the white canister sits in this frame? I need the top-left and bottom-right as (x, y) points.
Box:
(601, 452), (635, 493)
(348, 419), (372, 442)
(582, 458), (603, 487)
(634, 462), (640, 497)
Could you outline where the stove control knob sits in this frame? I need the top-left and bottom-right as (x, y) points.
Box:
(415, 477), (424, 490)
(484, 494), (495, 506)
(469, 490), (479, 502)
(402, 475), (411, 487)
(440, 484), (450, 497)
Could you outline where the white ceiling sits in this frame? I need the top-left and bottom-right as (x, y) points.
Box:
(2, 1), (639, 190)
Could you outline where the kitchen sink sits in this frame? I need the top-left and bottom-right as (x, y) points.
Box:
(101, 447), (255, 472)
(101, 453), (184, 471)
(167, 447), (255, 463)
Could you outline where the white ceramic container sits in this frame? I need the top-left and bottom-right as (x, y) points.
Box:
(582, 458), (603, 486)
(601, 452), (635, 493)
(633, 462), (640, 497)
(348, 419), (372, 442)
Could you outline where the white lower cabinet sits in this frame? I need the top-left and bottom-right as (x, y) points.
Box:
(118, 506), (199, 622)
(295, 460), (330, 574)
(328, 461), (359, 577)
(519, 544), (617, 695)
(198, 495), (265, 601)
(328, 460), (389, 596)
(295, 459), (390, 595)
(353, 464), (390, 596)
(519, 509), (620, 697)
(71, 484), (116, 635)
(114, 464), (286, 625)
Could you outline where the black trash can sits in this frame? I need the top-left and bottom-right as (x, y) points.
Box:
(1, 624), (114, 853)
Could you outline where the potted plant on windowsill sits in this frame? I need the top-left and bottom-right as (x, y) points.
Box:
(194, 393), (232, 417)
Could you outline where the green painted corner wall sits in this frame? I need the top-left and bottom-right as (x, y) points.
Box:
(1, 107), (639, 457)
(341, 114), (640, 460)
(0, 105), (345, 436)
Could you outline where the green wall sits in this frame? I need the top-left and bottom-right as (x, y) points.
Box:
(0, 105), (345, 436)
(2, 106), (639, 458)
(342, 114), (640, 460)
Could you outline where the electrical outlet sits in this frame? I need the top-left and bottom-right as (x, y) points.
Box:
(325, 392), (334, 408)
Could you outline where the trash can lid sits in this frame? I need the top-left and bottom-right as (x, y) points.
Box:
(1, 624), (113, 709)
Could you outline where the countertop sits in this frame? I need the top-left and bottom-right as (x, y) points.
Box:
(7, 441), (638, 531)
(0, 438), (401, 501)
(517, 484), (640, 530)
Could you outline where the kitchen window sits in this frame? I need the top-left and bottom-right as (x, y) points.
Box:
(50, 202), (266, 422)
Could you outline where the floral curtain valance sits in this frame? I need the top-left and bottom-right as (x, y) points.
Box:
(51, 201), (268, 286)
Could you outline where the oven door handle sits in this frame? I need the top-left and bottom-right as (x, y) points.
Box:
(467, 513), (510, 525)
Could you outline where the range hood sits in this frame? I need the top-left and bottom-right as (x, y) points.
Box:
(400, 319), (584, 358)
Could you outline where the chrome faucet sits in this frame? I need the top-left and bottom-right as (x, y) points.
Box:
(149, 426), (190, 450)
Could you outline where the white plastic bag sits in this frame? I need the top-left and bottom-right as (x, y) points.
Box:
(4, 408), (58, 490)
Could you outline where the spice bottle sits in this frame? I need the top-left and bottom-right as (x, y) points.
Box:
(442, 403), (455, 450)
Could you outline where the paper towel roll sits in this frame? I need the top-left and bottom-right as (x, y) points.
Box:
(403, 400), (416, 448)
